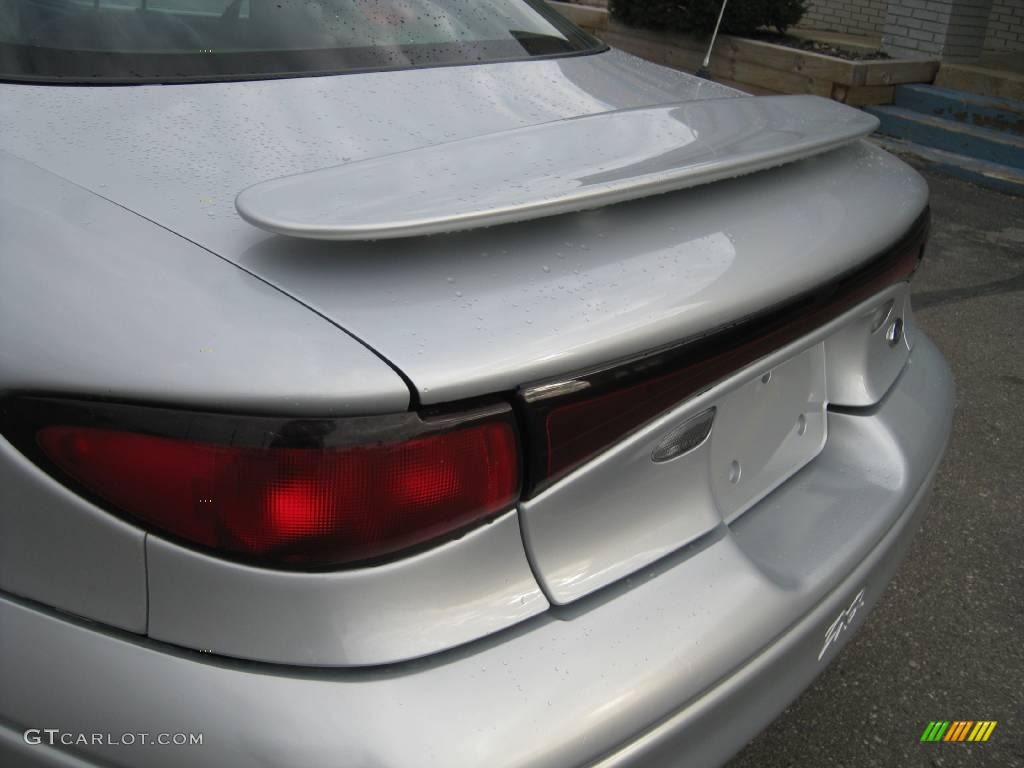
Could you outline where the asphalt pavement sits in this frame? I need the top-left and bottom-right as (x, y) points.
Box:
(727, 162), (1024, 768)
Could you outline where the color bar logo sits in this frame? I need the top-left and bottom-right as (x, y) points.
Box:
(920, 721), (997, 742)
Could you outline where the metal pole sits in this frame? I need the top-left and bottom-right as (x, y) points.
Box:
(695, 0), (729, 79)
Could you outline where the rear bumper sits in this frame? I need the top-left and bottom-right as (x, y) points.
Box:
(0, 334), (953, 768)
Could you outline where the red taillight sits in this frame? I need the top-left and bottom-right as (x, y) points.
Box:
(28, 406), (518, 569)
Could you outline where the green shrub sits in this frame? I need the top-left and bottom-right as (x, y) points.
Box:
(608, 0), (808, 37)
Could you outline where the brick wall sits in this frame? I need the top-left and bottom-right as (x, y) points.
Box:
(882, 0), (994, 58)
(802, 0), (1023, 57)
(882, 0), (954, 56)
(601, 0), (1023, 58)
(802, 0), (887, 35)
(983, 0), (1024, 51)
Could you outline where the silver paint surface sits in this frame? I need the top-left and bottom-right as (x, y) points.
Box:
(235, 95), (878, 240)
(146, 509), (549, 666)
(824, 289), (915, 406)
(0, 436), (147, 632)
(234, 142), (926, 403)
(0, 50), (736, 268)
(709, 342), (828, 524)
(521, 286), (909, 605)
(0, 152), (409, 415)
(0, 51), (926, 404)
(0, 333), (954, 768)
(0, 41), (951, 766)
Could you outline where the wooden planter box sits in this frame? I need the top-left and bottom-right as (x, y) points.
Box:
(548, 1), (939, 106)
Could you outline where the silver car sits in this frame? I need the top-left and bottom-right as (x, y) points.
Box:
(0, 0), (953, 766)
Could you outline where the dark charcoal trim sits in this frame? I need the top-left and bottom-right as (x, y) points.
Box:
(517, 208), (931, 497)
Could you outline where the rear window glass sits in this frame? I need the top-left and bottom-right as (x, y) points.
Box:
(0, 0), (603, 83)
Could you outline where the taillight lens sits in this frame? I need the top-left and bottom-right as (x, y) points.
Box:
(520, 209), (930, 494)
(7, 399), (519, 569)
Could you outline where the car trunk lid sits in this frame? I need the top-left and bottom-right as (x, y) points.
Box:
(0, 51), (926, 406)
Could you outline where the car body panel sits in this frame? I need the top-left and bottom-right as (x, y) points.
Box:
(234, 95), (879, 240)
(0, 151), (410, 416)
(594, 477), (937, 768)
(0, 50), (737, 268)
(0, 37), (953, 767)
(146, 509), (549, 666)
(825, 289), (915, 406)
(520, 283), (908, 605)
(708, 342), (828, 523)
(236, 139), (926, 405)
(0, 434), (147, 632)
(0, 51), (926, 405)
(0, 333), (954, 768)
(134, 283), (914, 662)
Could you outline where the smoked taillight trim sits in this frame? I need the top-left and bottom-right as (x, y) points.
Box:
(1, 397), (520, 570)
(519, 208), (930, 495)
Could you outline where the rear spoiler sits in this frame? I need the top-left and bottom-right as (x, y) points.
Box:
(234, 95), (879, 241)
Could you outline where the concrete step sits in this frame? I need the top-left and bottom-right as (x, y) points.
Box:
(893, 84), (1024, 137)
(865, 105), (1024, 169)
(873, 137), (1024, 196)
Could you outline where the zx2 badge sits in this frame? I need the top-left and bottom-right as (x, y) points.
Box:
(818, 588), (866, 661)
